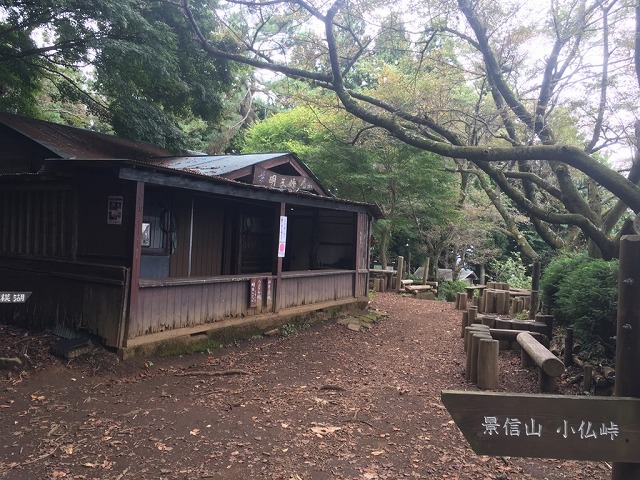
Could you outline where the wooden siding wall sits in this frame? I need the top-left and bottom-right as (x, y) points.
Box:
(0, 186), (74, 258)
(130, 270), (364, 340)
(167, 195), (224, 277)
(280, 270), (354, 308)
(192, 197), (224, 276)
(315, 211), (355, 269)
(76, 176), (136, 264)
(0, 257), (128, 348)
(130, 276), (272, 339)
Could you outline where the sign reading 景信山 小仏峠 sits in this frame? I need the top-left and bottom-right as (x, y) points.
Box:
(441, 390), (640, 463)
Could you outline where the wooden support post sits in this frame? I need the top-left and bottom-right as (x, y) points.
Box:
(481, 315), (495, 328)
(517, 332), (564, 393)
(464, 327), (483, 377)
(564, 327), (574, 367)
(274, 203), (286, 313)
(468, 306), (478, 325)
(485, 290), (495, 313)
(470, 332), (492, 383)
(536, 313), (554, 341)
(496, 290), (509, 314)
(477, 339), (499, 390)
(395, 256), (404, 294)
(460, 311), (469, 338)
(583, 365), (593, 392)
(521, 346), (536, 369)
(464, 324), (490, 353)
(539, 370), (558, 393)
(613, 235), (640, 480)
(122, 181), (145, 349)
(458, 292), (467, 310)
(529, 260), (541, 319)
(422, 257), (430, 285)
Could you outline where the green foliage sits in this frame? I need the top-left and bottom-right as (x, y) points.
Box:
(488, 252), (532, 290)
(438, 280), (468, 302)
(541, 253), (618, 345)
(540, 253), (592, 324)
(241, 104), (458, 265)
(555, 258), (618, 345)
(0, 0), (236, 151)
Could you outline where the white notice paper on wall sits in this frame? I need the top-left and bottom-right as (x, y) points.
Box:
(278, 216), (287, 258)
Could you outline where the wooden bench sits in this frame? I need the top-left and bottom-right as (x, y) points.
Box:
(517, 332), (564, 393)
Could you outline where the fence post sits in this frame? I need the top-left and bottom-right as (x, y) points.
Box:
(613, 235), (640, 480)
(395, 256), (404, 293)
(529, 260), (541, 319)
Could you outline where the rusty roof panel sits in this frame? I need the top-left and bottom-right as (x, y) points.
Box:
(0, 112), (173, 161)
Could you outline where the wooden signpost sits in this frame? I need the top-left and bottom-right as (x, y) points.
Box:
(441, 390), (640, 462)
(443, 235), (640, 478)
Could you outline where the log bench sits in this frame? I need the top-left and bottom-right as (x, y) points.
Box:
(517, 332), (564, 393)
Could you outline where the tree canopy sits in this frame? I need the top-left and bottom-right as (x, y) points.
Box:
(0, 0), (236, 150)
(240, 104), (460, 268)
(180, 0), (640, 259)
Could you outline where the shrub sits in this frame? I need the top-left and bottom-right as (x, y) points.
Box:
(539, 253), (592, 325)
(540, 253), (618, 345)
(439, 280), (468, 302)
(555, 258), (618, 345)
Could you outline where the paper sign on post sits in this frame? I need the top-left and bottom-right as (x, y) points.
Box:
(278, 216), (287, 258)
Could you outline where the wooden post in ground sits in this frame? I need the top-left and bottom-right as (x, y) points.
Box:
(496, 290), (509, 314)
(395, 256), (404, 293)
(564, 327), (574, 367)
(613, 235), (640, 480)
(477, 338), (499, 390)
(464, 324), (489, 353)
(422, 258), (430, 285)
(460, 311), (469, 338)
(529, 260), (541, 319)
(468, 306), (478, 325)
(485, 289), (495, 313)
(469, 332), (492, 383)
(583, 365), (593, 392)
(536, 313), (554, 341)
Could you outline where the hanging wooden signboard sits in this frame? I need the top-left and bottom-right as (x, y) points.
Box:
(441, 390), (640, 463)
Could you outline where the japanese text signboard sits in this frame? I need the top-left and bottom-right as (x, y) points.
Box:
(441, 390), (640, 463)
(254, 166), (314, 192)
(0, 292), (32, 303)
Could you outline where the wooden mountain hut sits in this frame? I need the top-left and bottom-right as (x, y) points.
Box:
(0, 113), (381, 356)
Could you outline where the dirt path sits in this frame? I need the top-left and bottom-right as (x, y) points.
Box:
(0, 293), (611, 479)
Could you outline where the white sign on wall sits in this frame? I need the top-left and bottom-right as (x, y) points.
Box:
(278, 216), (287, 258)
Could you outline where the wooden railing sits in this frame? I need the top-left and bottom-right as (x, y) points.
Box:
(131, 269), (367, 340)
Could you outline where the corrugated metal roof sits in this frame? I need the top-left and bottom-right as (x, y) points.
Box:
(153, 153), (290, 176)
(0, 112), (173, 161)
